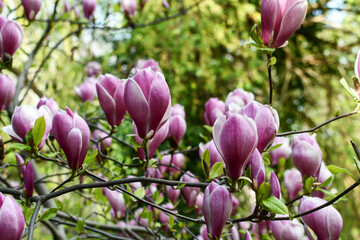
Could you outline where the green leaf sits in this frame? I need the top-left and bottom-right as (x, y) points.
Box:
(75, 219), (85, 232)
(249, 24), (264, 46)
(175, 183), (186, 190)
(319, 175), (334, 188)
(33, 116), (46, 146)
(268, 56), (277, 67)
(203, 125), (213, 134)
(262, 155), (271, 166)
(84, 150), (98, 165)
(209, 162), (223, 179)
(202, 148), (210, 166)
(262, 196), (288, 214)
(37, 208), (58, 222)
(168, 214), (174, 228)
(23, 204), (35, 223)
(327, 165), (357, 181)
(340, 78), (359, 100)
(8, 143), (31, 151)
(148, 158), (158, 168)
(153, 191), (164, 205)
(257, 182), (271, 202)
(134, 187), (145, 199)
(266, 143), (283, 152)
(304, 176), (314, 193)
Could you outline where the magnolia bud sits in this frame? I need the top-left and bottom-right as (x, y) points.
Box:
(168, 114), (186, 145)
(93, 129), (112, 151)
(232, 195), (239, 215)
(135, 59), (161, 72)
(53, 107), (90, 171)
(270, 216), (305, 240)
(299, 196), (342, 240)
(166, 185), (180, 203)
(313, 162), (333, 198)
(284, 168), (303, 200)
(199, 140), (224, 169)
(203, 182), (232, 239)
(86, 61), (101, 77)
(159, 153), (185, 175)
(292, 133), (322, 178)
(261, 0), (308, 48)
(194, 193), (203, 215)
(96, 74), (126, 126)
(24, 161), (34, 198)
(213, 112), (258, 181)
(74, 78), (96, 102)
(124, 68), (171, 139)
(270, 171), (281, 199)
(248, 149), (265, 190)
(2, 105), (52, 149)
(0, 193), (25, 240)
(158, 203), (175, 230)
(0, 17), (24, 59)
(21, 0), (42, 20)
(103, 188), (126, 219)
(204, 98), (225, 126)
(16, 153), (26, 180)
(83, 0), (97, 19)
(225, 88), (254, 111)
(37, 96), (59, 116)
(122, 0), (137, 17)
(269, 137), (291, 165)
(0, 75), (15, 111)
(181, 171), (200, 207)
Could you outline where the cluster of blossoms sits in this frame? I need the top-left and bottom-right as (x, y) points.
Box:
(0, 0), (353, 239)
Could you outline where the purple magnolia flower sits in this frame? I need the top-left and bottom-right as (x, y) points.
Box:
(168, 114), (186, 145)
(21, 0), (42, 20)
(83, 0), (97, 19)
(270, 171), (281, 199)
(239, 101), (279, 153)
(204, 98), (225, 126)
(0, 193), (25, 240)
(24, 161), (34, 198)
(0, 74), (15, 111)
(86, 61), (101, 77)
(313, 162), (333, 198)
(194, 193), (204, 215)
(299, 196), (342, 240)
(64, 0), (70, 12)
(93, 128), (112, 151)
(199, 140), (224, 169)
(355, 50), (360, 81)
(269, 137), (291, 165)
(292, 133), (322, 178)
(213, 112), (258, 180)
(74, 5), (80, 19)
(270, 216), (305, 240)
(103, 188), (126, 219)
(124, 68), (171, 139)
(261, 0), (308, 48)
(16, 153), (26, 180)
(2, 105), (52, 149)
(284, 168), (303, 200)
(53, 107), (90, 171)
(74, 78), (97, 102)
(158, 203), (175, 230)
(134, 120), (169, 160)
(159, 153), (185, 175)
(225, 88), (254, 111)
(37, 96), (59, 116)
(135, 59), (161, 72)
(203, 182), (232, 239)
(248, 149), (265, 190)
(0, 16), (24, 59)
(96, 74), (126, 126)
(231, 195), (239, 215)
(162, 0), (170, 9)
(122, 0), (137, 17)
(166, 185), (180, 203)
(181, 171), (200, 207)
(171, 104), (186, 118)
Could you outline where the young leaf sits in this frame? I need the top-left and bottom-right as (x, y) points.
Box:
(265, 143), (283, 152)
(175, 183), (186, 190)
(340, 78), (359, 101)
(257, 182), (271, 202)
(134, 187), (145, 199)
(168, 214), (174, 228)
(327, 165), (357, 181)
(249, 24), (264, 47)
(304, 176), (314, 193)
(37, 208), (58, 222)
(209, 162), (223, 179)
(268, 57), (277, 67)
(84, 150), (98, 165)
(262, 196), (288, 215)
(318, 175), (334, 188)
(32, 116), (46, 146)
(8, 143), (31, 151)
(75, 219), (85, 232)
